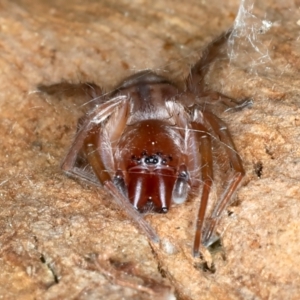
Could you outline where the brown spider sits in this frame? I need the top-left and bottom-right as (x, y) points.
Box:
(39, 31), (251, 256)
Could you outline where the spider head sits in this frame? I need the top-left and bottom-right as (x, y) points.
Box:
(118, 119), (190, 213)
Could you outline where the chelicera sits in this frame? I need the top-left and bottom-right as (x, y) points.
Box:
(39, 31), (251, 256)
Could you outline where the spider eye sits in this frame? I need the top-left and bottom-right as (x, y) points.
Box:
(145, 155), (159, 164)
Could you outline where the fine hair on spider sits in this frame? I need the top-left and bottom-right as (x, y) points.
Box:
(38, 30), (252, 257)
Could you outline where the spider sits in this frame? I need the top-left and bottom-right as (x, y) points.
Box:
(39, 31), (251, 256)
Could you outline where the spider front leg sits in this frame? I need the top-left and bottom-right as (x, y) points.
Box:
(61, 95), (127, 184)
(190, 122), (213, 257)
(61, 95), (159, 243)
(202, 111), (245, 246)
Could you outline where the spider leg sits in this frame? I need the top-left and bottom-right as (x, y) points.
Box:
(202, 111), (245, 246)
(186, 30), (231, 95)
(61, 96), (127, 185)
(196, 91), (253, 112)
(190, 122), (213, 257)
(38, 82), (103, 107)
(105, 182), (159, 242)
(62, 96), (159, 243)
(185, 29), (253, 112)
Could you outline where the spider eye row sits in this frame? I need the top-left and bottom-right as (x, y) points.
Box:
(131, 152), (173, 166)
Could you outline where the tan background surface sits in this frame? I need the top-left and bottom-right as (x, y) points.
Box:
(0, 0), (300, 299)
